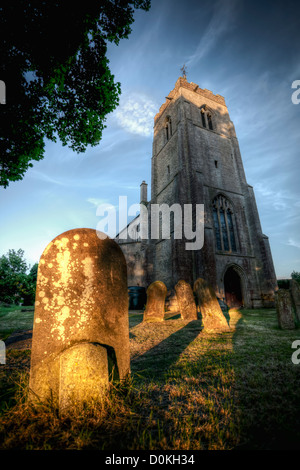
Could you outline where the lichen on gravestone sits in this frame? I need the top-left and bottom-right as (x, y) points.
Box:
(29, 228), (130, 410)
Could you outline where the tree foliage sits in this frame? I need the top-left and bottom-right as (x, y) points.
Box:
(291, 271), (300, 284)
(0, 1), (150, 187)
(0, 249), (38, 305)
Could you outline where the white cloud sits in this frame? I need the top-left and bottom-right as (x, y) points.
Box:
(115, 92), (157, 137)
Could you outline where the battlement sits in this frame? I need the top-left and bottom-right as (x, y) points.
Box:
(154, 76), (226, 124)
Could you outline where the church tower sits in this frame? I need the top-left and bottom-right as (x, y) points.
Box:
(149, 75), (277, 308)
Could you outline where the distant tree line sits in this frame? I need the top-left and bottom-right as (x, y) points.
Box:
(0, 249), (38, 306)
(277, 271), (300, 289)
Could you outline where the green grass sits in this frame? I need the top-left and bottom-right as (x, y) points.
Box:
(0, 307), (300, 450)
(0, 305), (34, 341)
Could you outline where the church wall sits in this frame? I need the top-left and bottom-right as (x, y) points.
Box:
(152, 132), (179, 198)
(154, 239), (172, 286)
(152, 174), (179, 288)
(117, 241), (148, 287)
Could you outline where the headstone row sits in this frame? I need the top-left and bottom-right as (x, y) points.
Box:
(143, 278), (229, 331)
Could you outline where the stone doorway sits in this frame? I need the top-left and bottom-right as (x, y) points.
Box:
(224, 267), (243, 308)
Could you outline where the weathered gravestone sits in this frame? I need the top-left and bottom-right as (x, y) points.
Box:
(290, 279), (300, 322)
(276, 289), (295, 330)
(175, 280), (198, 321)
(193, 278), (229, 331)
(143, 281), (167, 322)
(29, 228), (130, 410)
(165, 289), (179, 313)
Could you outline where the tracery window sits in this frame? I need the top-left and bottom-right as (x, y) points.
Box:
(212, 195), (237, 252)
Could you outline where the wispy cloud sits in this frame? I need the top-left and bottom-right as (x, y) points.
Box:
(287, 238), (300, 249)
(255, 183), (294, 211)
(86, 197), (111, 208)
(186, 0), (238, 67)
(115, 92), (157, 137)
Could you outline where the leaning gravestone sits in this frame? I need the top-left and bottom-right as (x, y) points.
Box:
(193, 278), (229, 331)
(175, 280), (198, 321)
(29, 228), (130, 410)
(276, 289), (295, 330)
(143, 281), (167, 322)
(290, 279), (300, 322)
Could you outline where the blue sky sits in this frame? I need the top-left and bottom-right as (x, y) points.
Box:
(1, 0), (300, 278)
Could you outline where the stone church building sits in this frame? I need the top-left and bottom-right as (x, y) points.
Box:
(116, 75), (277, 308)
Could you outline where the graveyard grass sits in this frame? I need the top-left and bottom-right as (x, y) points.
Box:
(0, 306), (300, 450)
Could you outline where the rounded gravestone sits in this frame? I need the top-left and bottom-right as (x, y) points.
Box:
(29, 228), (130, 409)
(175, 280), (198, 321)
(193, 278), (229, 331)
(143, 281), (167, 322)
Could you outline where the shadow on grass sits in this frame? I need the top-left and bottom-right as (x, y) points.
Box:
(231, 308), (300, 450)
(222, 308), (231, 326)
(131, 320), (202, 381)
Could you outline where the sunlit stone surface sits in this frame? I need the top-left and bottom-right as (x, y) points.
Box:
(193, 278), (230, 331)
(29, 228), (130, 408)
(175, 280), (198, 321)
(143, 280), (167, 322)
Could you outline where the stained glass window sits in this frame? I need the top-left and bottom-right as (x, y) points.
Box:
(220, 209), (229, 251)
(227, 210), (236, 251)
(213, 208), (222, 250)
(212, 195), (237, 252)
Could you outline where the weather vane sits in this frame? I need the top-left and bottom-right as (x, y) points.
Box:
(180, 64), (187, 79)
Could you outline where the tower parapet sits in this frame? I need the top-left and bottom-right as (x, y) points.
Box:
(154, 76), (226, 125)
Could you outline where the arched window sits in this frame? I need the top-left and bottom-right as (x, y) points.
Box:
(212, 195), (237, 252)
(165, 116), (172, 141)
(200, 106), (214, 130)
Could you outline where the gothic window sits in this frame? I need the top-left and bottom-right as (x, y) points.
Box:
(220, 209), (229, 251)
(200, 106), (214, 131)
(213, 208), (222, 250)
(165, 116), (172, 141)
(212, 195), (237, 252)
(227, 210), (236, 251)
